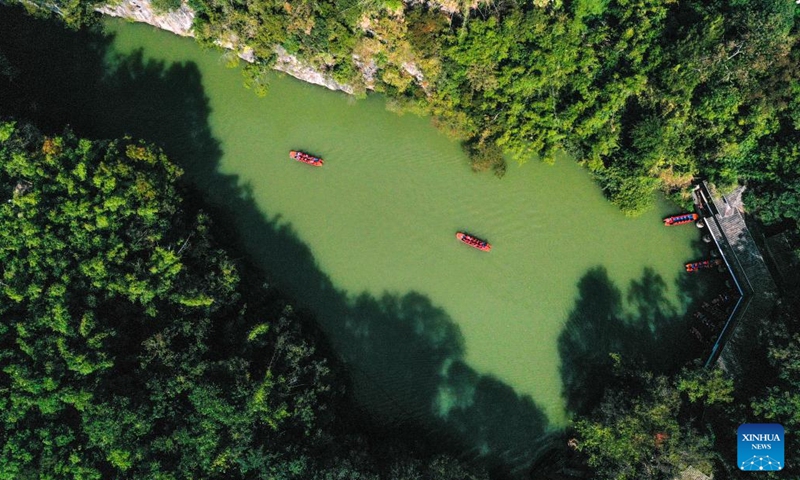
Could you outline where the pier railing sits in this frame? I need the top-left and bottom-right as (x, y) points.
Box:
(693, 182), (777, 368)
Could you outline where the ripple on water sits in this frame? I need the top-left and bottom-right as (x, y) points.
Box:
(2, 14), (702, 471)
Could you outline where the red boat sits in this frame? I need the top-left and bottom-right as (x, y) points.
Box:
(456, 232), (491, 252)
(685, 259), (722, 272)
(664, 213), (699, 226)
(290, 150), (324, 166)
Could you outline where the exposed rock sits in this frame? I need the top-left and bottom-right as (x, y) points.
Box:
(273, 46), (353, 94)
(408, 0), (481, 15)
(97, 0), (352, 93)
(93, 0), (436, 95)
(353, 54), (378, 89)
(401, 61), (429, 92)
(13, 180), (32, 197)
(217, 36), (256, 63)
(97, 0), (194, 37)
(673, 466), (713, 480)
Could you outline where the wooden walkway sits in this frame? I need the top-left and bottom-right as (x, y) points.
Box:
(693, 182), (777, 370)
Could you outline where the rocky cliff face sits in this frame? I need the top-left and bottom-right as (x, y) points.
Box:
(97, 0), (353, 93)
(97, 0), (194, 36)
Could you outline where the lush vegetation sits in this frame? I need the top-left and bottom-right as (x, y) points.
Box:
(175, 0), (800, 222)
(748, 297), (800, 474)
(15, 0), (800, 225)
(0, 121), (488, 479)
(0, 120), (319, 477)
(4, 116), (789, 479)
(572, 356), (733, 479)
(3, 1), (800, 478)
(568, 295), (800, 480)
(149, 0), (800, 262)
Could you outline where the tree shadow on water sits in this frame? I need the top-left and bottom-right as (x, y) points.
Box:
(559, 266), (706, 418)
(223, 188), (553, 476)
(0, 8), (219, 180)
(205, 182), (554, 476)
(0, 7), (551, 478)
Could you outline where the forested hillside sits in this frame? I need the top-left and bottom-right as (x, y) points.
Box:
(0, 121), (488, 479)
(197, 0), (800, 225)
(0, 121), (323, 477)
(3, 1), (800, 478)
(1, 120), (795, 479)
(16, 0), (800, 219)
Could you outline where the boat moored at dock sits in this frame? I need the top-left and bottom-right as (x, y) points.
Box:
(664, 213), (699, 226)
(456, 232), (491, 251)
(685, 259), (723, 272)
(290, 150), (324, 166)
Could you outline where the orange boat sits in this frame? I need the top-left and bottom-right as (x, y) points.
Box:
(290, 150), (324, 166)
(664, 213), (699, 226)
(685, 259), (722, 272)
(456, 232), (491, 252)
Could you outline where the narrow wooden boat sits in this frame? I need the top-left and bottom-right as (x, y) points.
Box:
(456, 232), (491, 251)
(685, 259), (722, 272)
(664, 213), (699, 226)
(290, 150), (324, 166)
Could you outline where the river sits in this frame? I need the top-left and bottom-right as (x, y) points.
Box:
(0, 8), (706, 473)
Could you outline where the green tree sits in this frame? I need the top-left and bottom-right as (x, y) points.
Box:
(0, 118), (488, 478)
(0, 121), (333, 477)
(574, 357), (731, 480)
(749, 299), (800, 471)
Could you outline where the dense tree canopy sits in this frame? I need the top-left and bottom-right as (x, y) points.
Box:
(11, 0), (104, 28)
(574, 356), (733, 480)
(0, 121), (331, 477)
(3, 0), (800, 477)
(177, 0), (800, 222)
(749, 298), (800, 473)
(0, 121), (487, 479)
(9, 0), (800, 224)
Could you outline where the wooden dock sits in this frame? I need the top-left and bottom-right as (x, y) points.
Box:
(693, 182), (778, 370)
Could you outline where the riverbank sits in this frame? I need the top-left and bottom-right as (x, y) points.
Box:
(1, 8), (716, 476)
(97, 0), (356, 93)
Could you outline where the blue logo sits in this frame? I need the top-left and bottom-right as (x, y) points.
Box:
(738, 423), (784, 471)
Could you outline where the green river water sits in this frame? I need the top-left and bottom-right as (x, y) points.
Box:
(0, 10), (707, 470)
